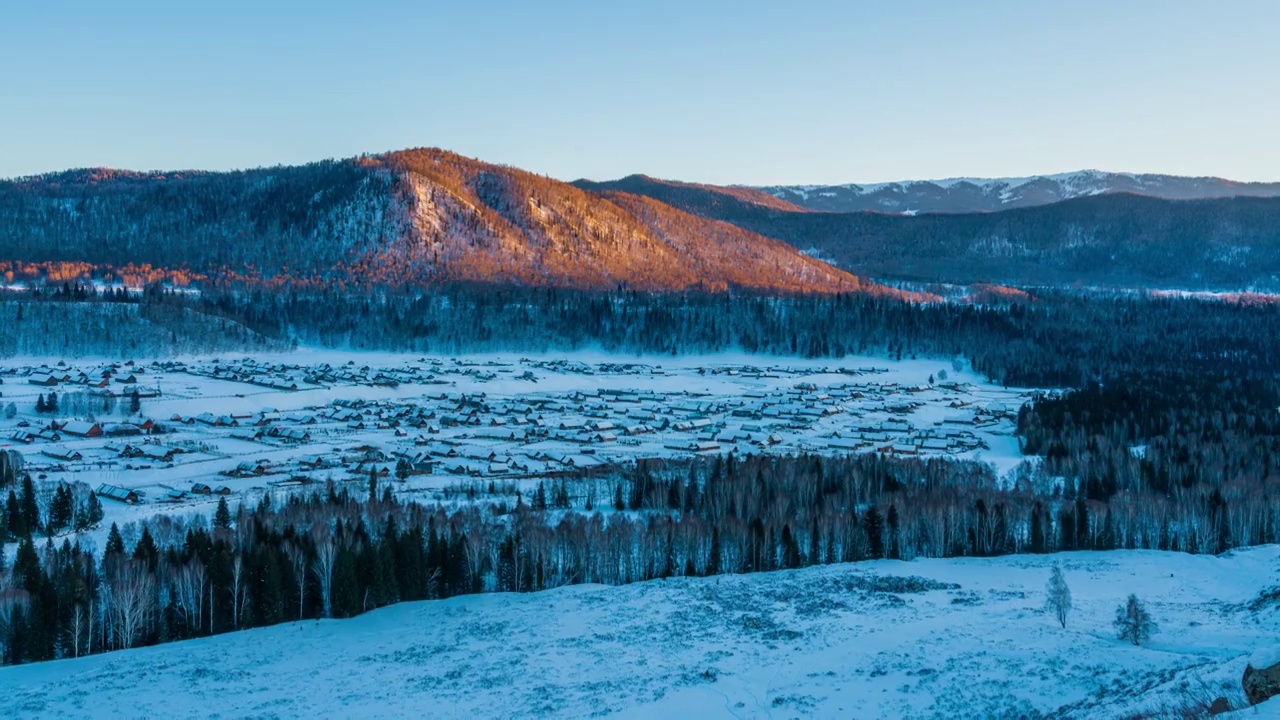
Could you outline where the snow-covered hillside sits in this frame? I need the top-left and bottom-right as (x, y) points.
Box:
(759, 171), (1280, 214)
(2, 547), (1276, 719)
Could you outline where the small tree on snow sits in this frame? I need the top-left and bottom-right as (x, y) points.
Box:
(213, 496), (232, 530)
(1114, 593), (1156, 646)
(1045, 564), (1072, 628)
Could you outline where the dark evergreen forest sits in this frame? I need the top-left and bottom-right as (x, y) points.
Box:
(200, 284), (1280, 388)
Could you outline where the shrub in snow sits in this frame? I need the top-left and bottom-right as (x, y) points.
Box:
(839, 575), (960, 595)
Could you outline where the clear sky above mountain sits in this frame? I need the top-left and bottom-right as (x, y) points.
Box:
(3, 0), (1278, 184)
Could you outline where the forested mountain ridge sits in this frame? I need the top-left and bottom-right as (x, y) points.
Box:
(574, 174), (811, 218)
(0, 160), (405, 282)
(578, 177), (1280, 289)
(0, 150), (895, 296)
(14, 149), (1280, 292)
(757, 170), (1280, 214)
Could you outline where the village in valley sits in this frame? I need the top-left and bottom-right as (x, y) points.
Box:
(0, 351), (1032, 538)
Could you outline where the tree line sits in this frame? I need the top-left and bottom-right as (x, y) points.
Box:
(1016, 372), (1280, 552)
(5, 273), (1280, 388)
(2, 440), (1274, 665)
(199, 283), (1280, 388)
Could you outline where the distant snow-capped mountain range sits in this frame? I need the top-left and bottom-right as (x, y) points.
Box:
(756, 170), (1280, 214)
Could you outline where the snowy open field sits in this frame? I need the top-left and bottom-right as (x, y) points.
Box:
(0, 546), (1275, 719)
(0, 349), (1032, 548)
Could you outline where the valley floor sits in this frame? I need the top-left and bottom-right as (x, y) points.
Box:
(2, 349), (1028, 554)
(1, 547), (1276, 719)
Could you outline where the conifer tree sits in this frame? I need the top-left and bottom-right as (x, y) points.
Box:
(5, 489), (25, 538)
(781, 525), (801, 569)
(667, 475), (683, 510)
(48, 484), (72, 534)
(105, 523), (125, 556)
(133, 527), (159, 571)
(214, 497), (232, 529)
(19, 476), (40, 536)
(886, 504), (901, 560)
(864, 505), (885, 559)
(707, 526), (722, 576)
(1029, 502), (1046, 554)
(84, 490), (103, 528)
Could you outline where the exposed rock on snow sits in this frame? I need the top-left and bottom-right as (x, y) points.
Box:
(1246, 653), (1280, 706)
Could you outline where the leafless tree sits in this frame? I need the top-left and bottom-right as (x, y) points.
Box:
(105, 559), (155, 650)
(230, 553), (247, 630)
(285, 541), (308, 620)
(1114, 593), (1156, 646)
(1045, 564), (1072, 628)
(311, 525), (337, 618)
(170, 558), (206, 633)
(66, 603), (89, 658)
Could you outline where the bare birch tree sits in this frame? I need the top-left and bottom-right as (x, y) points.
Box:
(106, 559), (155, 650)
(285, 541), (308, 620)
(311, 526), (337, 618)
(1045, 564), (1072, 628)
(230, 553), (246, 630)
(66, 603), (88, 658)
(170, 558), (206, 634)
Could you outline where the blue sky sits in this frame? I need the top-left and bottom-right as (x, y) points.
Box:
(2, 1), (1278, 184)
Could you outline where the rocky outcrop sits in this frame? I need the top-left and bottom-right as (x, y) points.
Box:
(1243, 650), (1280, 706)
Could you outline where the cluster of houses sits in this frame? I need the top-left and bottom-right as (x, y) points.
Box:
(36, 435), (180, 467)
(161, 368), (1020, 483)
(207, 374), (1014, 482)
(95, 481), (233, 505)
(17, 361), (155, 395)
(11, 417), (156, 445)
(4, 357), (1027, 511)
(159, 356), (496, 393)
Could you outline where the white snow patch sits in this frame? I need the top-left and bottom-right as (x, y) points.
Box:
(0, 546), (1275, 718)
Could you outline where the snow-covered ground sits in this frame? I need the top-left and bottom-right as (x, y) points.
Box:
(2, 547), (1275, 719)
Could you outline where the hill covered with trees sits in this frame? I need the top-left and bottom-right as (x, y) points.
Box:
(10, 149), (1280, 292)
(576, 177), (1280, 290)
(0, 150), (898, 297)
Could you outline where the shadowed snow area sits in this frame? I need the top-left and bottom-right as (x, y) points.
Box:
(2, 546), (1276, 719)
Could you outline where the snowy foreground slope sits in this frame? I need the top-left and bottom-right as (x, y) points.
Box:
(2, 548), (1277, 719)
